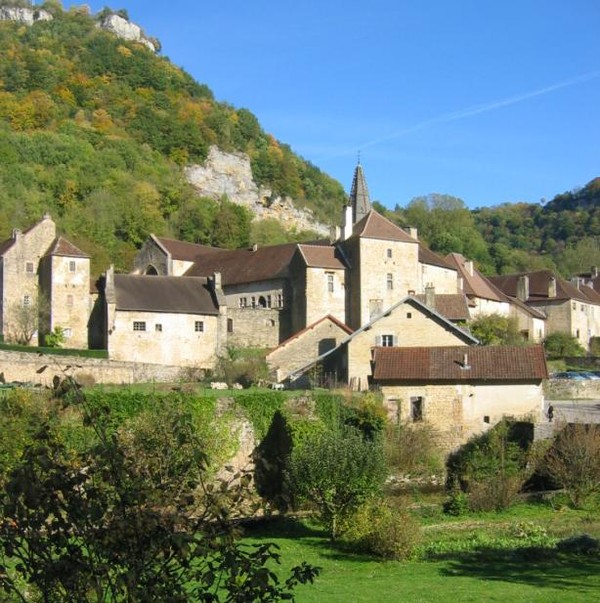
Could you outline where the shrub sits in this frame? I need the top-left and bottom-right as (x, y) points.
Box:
(544, 332), (586, 359)
(384, 422), (443, 477)
(542, 423), (600, 508)
(342, 498), (422, 560)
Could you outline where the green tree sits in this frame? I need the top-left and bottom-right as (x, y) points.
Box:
(0, 381), (319, 601)
(469, 313), (523, 346)
(543, 332), (586, 359)
(287, 426), (387, 540)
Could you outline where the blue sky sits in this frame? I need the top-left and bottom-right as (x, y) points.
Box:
(63, 1), (600, 209)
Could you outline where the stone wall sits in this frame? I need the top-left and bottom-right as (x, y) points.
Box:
(0, 350), (183, 386)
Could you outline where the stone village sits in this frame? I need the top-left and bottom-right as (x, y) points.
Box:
(2, 163), (600, 450)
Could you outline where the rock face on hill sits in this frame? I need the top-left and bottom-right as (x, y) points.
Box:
(98, 13), (157, 52)
(0, 6), (52, 25)
(185, 147), (331, 236)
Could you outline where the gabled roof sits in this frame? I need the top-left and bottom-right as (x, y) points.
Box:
(419, 244), (456, 270)
(155, 236), (221, 261)
(266, 314), (353, 358)
(372, 344), (548, 382)
(489, 270), (591, 304)
(45, 236), (89, 258)
(445, 253), (509, 303)
(114, 274), (219, 315)
(351, 210), (417, 243)
(297, 244), (347, 270)
(414, 293), (470, 321)
(184, 243), (299, 285)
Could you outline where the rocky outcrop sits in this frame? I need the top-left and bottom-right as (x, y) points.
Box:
(0, 6), (52, 25)
(98, 13), (157, 52)
(185, 147), (330, 236)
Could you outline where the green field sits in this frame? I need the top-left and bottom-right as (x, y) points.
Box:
(244, 503), (600, 603)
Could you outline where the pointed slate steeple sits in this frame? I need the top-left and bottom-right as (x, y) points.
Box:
(348, 161), (371, 223)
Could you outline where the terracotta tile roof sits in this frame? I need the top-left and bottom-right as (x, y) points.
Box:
(297, 244), (347, 269)
(414, 294), (470, 321)
(156, 237), (221, 261)
(45, 236), (89, 258)
(373, 345), (548, 381)
(419, 244), (455, 270)
(489, 270), (590, 304)
(445, 253), (509, 303)
(114, 274), (219, 315)
(184, 242), (299, 285)
(351, 210), (417, 243)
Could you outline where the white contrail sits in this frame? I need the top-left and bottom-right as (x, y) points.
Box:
(348, 70), (600, 153)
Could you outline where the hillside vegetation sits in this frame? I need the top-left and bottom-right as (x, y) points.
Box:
(0, 1), (597, 280)
(0, 1), (345, 273)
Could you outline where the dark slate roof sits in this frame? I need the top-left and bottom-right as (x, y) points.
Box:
(45, 236), (89, 258)
(297, 244), (347, 270)
(445, 253), (509, 302)
(372, 345), (548, 382)
(351, 210), (417, 243)
(489, 270), (590, 304)
(184, 243), (299, 285)
(348, 162), (371, 220)
(419, 244), (456, 270)
(114, 274), (219, 315)
(414, 294), (470, 321)
(156, 237), (221, 261)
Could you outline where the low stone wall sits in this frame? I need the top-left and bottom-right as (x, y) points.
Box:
(0, 350), (184, 386)
(544, 379), (600, 400)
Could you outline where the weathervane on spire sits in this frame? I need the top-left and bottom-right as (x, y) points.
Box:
(357, 150), (361, 165)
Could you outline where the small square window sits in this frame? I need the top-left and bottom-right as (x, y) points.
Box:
(155, 323), (162, 332)
(483, 415), (490, 424)
(23, 295), (31, 307)
(133, 321), (146, 331)
(63, 328), (72, 338)
(25, 261), (34, 273)
(387, 248), (392, 258)
(195, 321), (204, 332)
(69, 260), (76, 272)
(406, 312), (412, 319)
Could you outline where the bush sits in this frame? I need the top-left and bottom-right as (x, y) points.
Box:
(544, 332), (586, 359)
(384, 422), (443, 477)
(342, 498), (422, 560)
(542, 423), (600, 508)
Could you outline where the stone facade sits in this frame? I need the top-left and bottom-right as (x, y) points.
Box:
(381, 382), (544, 452)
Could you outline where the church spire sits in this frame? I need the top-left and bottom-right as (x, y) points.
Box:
(348, 159), (371, 223)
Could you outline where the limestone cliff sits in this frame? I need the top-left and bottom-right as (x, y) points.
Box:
(97, 13), (158, 53)
(185, 147), (331, 236)
(0, 6), (52, 25)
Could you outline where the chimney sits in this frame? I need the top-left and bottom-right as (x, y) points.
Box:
(213, 271), (222, 290)
(425, 283), (435, 308)
(548, 276), (557, 298)
(592, 266), (598, 278)
(458, 276), (464, 292)
(516, 275), (529, 302)
(464, 260), (474, 276)
(11, 228), (21, 240)
(462, 353), (471, 370)
(408, 227), (418, 240)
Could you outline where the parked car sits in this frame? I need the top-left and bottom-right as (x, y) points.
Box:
(552, 371), (590, 380)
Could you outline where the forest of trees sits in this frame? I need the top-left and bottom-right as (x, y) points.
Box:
(0, 1), (598, 280)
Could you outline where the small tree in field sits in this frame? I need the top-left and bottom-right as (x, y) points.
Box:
(287, 426), (387, 540)
(543, 423), (600, 508)
(0, 378), (319, 602)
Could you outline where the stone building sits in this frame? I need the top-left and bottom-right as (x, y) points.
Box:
(0, 214), (91, 347)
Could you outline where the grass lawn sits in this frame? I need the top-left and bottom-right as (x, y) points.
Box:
(244, 503), (600, 603)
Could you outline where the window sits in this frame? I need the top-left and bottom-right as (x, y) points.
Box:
(63, 328), (72, 338)
(406, 312), (412, 319)
(133, 321), (146, 331)
(327, 273), (334, 293)
(277, 294), (283, 308)
(25, 261), (34, 273)
(195, 321), (204, 332)
(266, 295), (272, 308)
(227, 318), (234, 333)
(67, 294), (74, 307)
(23, 295), (31, 307)
(155, 323), (162, 332)
(572, 302), (577, 310)
(381, 334), (394, 347)
(410, 396), (424, 422)
(239, 297), (247, 308)
(386, 273), (393, 290)
(387, 248), (392, 258)
(251, 296), (256, 308)
(483, 415), (490, 424)
(69, 260), (76, 272)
